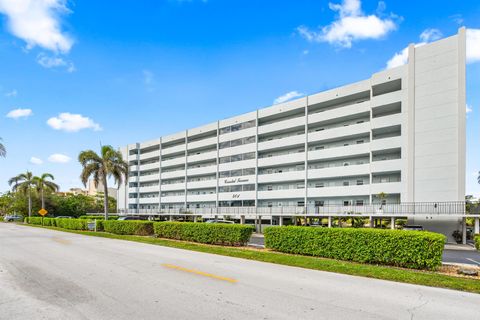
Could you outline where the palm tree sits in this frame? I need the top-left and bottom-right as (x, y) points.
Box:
(8, 171), (35, 217)
(78, 145), (128, 220)
(0, 137), (5, 158)
(33, 173), (59, 209)
(376, 192), (388, 210)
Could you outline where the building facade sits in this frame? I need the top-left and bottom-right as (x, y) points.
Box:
(118, 29), (466, 214)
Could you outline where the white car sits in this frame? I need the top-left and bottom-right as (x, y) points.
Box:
(3, 215), (23, 222)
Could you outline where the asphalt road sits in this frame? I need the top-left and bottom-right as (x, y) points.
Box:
(1, 223), (479, 320)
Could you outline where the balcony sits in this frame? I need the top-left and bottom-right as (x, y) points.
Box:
(137, 185), (159, 193)
(371, 113), (403, 130)
(187, 166), (217, 176)
(160, 195), (185, 203)
(161, 182), (186, 191)
(218, 127), (257, 143)
(218, 191), (256, 201)
(139, 150), (160, 161)
(218, 159), (256, 171)
(161, 144), (185, 156)
(371, 90), (403, 108)
(370, 136), (402, 151)
(138, 197), (159, 205)
(161, 170), (186, 180)
(161, 157), (186, 168)
(138, 174), (159, 182)
(308, 101), (370, 125)
(371, 159), (403, 173)
(188, 136), (217, 150)
(308, 143), (370, 162)
(128, 187), (137, 193)
(258, 134), (305, 152)
(308, 185), (370, 197)
(258, 116), (305, 135)
(258, 171), (304, 184)
(218, 143), (256, 157)
(139, 162), (159, 171)
(257, 188), (305, 200)
(257, 153), (304, 168)
(187, 194), (217, 202)
(370, 181), (402, 194)
(129, 164), (139, 172)
(308, 122), (370, 144)
(187, 151), (217, 163)
(187, 180), (217, 190)
(308, 163), (370, 180)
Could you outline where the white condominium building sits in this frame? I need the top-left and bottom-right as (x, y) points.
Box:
(118, 29), (466, 214)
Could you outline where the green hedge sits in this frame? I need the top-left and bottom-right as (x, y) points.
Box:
(55, 218), (89, 230)
(25, 217), (43, 225)
(78, 215), (118, 220)
(475, 234), (480, 250)
(103, 220), (154, 236)
(153, 222), (254, 246)
(264, 226), (445, 270)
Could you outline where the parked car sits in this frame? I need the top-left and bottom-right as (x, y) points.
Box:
(3, 214), (23, 222)
(402, 225), (424, 231)
(55, 216), (73, 219)
(118, 216), (148, 221)
(205, 219), (234, 224)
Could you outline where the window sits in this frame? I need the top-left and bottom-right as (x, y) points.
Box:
(344, 143), (349, 146)
(315, 182), (324, 188)
(267, 202), (273, 208)
(356, 120), (364, 124)
(315, 201), (324, 207)
(356, 140), (364, 144)
(316, 146), (324, 150)
(356, 200), (364, 206)
(297, 201), (305, 207)
(267, 185), (272, 191)
(356, 180), (364, 185)
(343, 181), (349, 186)
(381, 199), (387, 205)
(343, 201), (350, 206)
(297, 183), (305, 189)
(343, 162), (350, 166)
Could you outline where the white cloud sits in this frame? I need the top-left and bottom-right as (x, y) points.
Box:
(29, 156), (43, 165)
(37, 53), (75, 72)
(466, 104), (473, 114)
(48, 153), (71, 163)
(5, 89), (17, 97)
(0, 0), (73, 53)
(419, 28), (442, 42)
(274, 91), (304, 104)
(6, 108), (32, 119)
(386, 28), (480, 69)
(297, 0), (397, 48)
(467, 29), (480, 64)
(47, 112), (102, 132)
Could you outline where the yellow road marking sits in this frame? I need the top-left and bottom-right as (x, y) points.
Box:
(161, 263), (237, 283)
(52, 237), (71, 245)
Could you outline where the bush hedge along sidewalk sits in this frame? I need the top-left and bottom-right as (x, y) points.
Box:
(264, 226), (445, 270)
(153, 222), (254, 246)
(103, 220), (154, 236)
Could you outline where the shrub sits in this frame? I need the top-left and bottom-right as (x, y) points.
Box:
(25, 217), (43, 225)
(475, 234), (480, 250)
(153, 222), (254, 246)
(55, 218), (88, 230)
(264, 226), (446, 270)
(103, 220), (154, 236)
(42, 218), (56, 227)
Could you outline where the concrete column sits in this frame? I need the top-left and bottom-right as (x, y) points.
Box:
(169, 215), (173, 221)
(193, 216), (197, 223)
(474, 217), (479, 235)
(258, 216), (262, 233)
(240, 215), (245, 225)
(391, 217), (395, 230)
(279, 216), (284, 226)
(328, 216), (332, 228)
(369, 216), (374, 228)
(462, 218), (467, 245)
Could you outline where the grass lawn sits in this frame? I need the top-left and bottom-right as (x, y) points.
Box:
(20, 223), (480, 294)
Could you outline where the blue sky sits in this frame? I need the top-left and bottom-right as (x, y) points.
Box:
(0, 0), (479, 195)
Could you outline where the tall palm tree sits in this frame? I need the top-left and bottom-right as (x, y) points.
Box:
(33, 173), (59, 209)
(8, 171), (35, 217)
(78, 145), (128, 220)
(0, 137), (5, 158)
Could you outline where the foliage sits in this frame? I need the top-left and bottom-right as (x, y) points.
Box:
(78, 145), (128, 219)
(475, 234), (480, 250)
(8, 171), (36, 217)
(153, 222), (255, 246)
(55, 218), (89, 230)
(103, 220), (154, 236)
(33, 173), (59, 209)
(264, 226), (445, 270)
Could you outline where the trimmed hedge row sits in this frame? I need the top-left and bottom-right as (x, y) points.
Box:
(25, 217), (89, 230)
(103, 220), (154, 236)
(264, 226), (446, 270)
(475, 234), (480, 250)
(153, 222), (254, 246)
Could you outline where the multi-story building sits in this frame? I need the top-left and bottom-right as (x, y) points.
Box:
(118, 28), (466, 216)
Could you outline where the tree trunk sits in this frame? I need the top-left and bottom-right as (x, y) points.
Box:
(103, 177), (109, 220)
(28, 189), (32, 218)
(41, 188), (45, 209)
